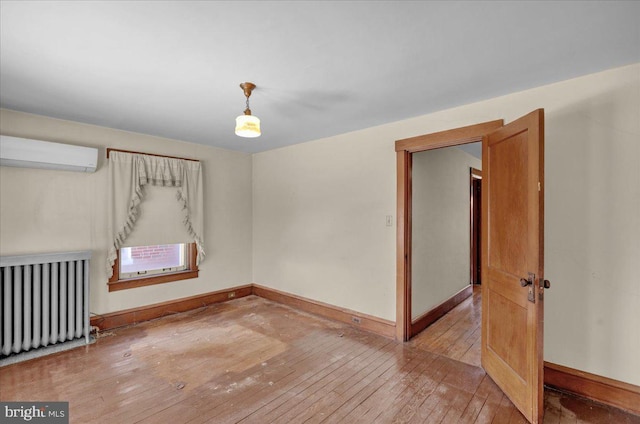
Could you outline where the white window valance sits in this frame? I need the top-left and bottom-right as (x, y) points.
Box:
(106, 151), (205, 278)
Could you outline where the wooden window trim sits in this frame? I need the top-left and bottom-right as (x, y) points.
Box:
(108, 243), (199, 292)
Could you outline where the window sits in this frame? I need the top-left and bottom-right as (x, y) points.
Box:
(106, 151), (205, 292)
(108, 243), (198, 292)
(120, 243), (187, 278)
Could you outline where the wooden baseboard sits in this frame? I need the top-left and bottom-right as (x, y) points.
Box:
(90, 283), (396, 340)
(90, 285), (253, 330)
(544, 361), (640, 415)
(252, 284), (396, 339)
(410, 285), (473, 337)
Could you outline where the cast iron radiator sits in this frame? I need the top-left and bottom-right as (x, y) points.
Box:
(1, 251), (91, 359)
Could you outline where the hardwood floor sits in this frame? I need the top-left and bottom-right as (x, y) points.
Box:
(1, 294), (638, 423)
(409, 285), (482, 367)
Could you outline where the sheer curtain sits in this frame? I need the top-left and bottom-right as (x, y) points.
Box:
(106, 151), (204, 278)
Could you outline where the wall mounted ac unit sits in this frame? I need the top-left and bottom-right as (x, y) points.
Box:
(0, 135), (98, 173)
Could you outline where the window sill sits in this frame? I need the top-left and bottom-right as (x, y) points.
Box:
(108, 269), (199, 292)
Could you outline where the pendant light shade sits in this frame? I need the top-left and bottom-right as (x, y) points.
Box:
(235, 114), (261, 138)
(235, 82), (261, 138)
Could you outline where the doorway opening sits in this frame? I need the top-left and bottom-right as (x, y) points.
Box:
(470, 167), (482, 285)
(405, 159), (484, 366)
(394, 120), (503, 342)
(396, 110), (547, 424)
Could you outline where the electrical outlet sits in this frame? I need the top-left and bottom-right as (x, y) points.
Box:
(351, 316), (361, 324)
(228, 291), (236, 299)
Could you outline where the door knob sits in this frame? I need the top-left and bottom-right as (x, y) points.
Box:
(520, 278), (532, 287)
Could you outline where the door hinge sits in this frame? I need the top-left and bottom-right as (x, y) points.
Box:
(538, 181), (541, 192)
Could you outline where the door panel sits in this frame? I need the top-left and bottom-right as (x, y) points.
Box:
(481, 109), (545, 423)
(487, 131), (529, 276)
(487, 291), (528, 379)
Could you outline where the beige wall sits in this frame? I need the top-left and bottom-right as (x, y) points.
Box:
(0, 109), (253, 315)
(253, 63), (640, 386)
(252, 133), (397, 319)
(411, 147), (480, 319)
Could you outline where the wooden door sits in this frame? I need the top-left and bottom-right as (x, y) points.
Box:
(481, 109), (545, 423)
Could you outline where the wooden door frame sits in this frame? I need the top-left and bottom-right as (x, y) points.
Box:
(470, 168), (482, 285)
(394, 120), (503, 341)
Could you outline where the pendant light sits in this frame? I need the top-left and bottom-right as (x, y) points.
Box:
(235, 82), (261, 138)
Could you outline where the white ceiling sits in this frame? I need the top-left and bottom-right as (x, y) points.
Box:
(1, 1), (638, 154)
